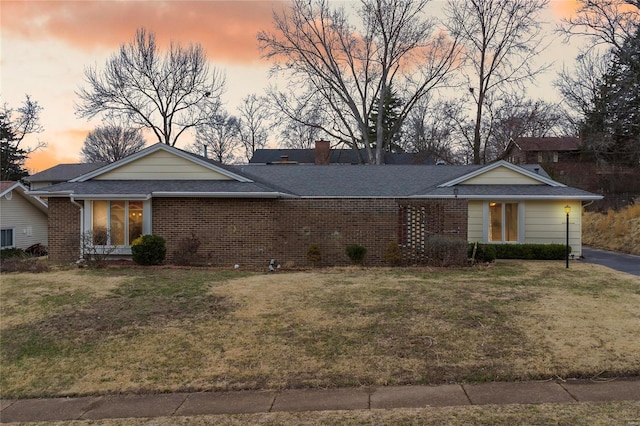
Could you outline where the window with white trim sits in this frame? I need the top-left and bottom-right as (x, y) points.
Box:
(91, 201), (144, 246)
(1, 228), (15, 248)
(488, 202), (519, 242)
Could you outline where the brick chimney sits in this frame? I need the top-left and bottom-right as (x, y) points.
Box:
(315, 140), (330, 165)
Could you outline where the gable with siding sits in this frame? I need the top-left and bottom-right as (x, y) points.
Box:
(94, 150), (233, 181)
(462, 166), (545, 185)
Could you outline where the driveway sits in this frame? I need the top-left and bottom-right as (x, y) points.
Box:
(581, 247), (640, 276)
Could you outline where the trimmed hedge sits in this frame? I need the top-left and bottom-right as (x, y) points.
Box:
(469, 243), (571, 261)
(468, 243), (496, 263)
(346, 244), (367, 265)
(131, 234), (166, 265)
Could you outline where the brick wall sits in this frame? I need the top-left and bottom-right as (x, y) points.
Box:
(151, 197), (467, 268)
(48, 198), (81, 263)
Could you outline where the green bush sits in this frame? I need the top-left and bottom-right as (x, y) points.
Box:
(131, 234), (166, 266)
(0, 248), (26, 261)
(346, 244), (367, 265)
(469, 243), (570, 261)
(423, 235), (468, 267)
(494, 244), (570, 260)
(306, 243), (322, 266)
(468, 243), (497, 263)
(384, 241), (402, 266)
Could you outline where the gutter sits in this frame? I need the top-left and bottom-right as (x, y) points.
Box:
(150, 191), (295, 198)
(408, 194), (604, 200)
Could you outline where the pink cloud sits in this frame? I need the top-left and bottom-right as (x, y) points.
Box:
(26, 128), (90, 172)
(2, 1), (284, 65)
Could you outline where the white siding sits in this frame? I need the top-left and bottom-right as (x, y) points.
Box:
(466, 199), (583, 256)
(463, 166), (544, 185)
(0, 192), (48, 249)
(467, 200), (483, 242)
(524, 200), (582, 256)
(95, 150), (233, 180)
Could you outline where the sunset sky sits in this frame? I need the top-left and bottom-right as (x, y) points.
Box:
(1, 0), (581, 173)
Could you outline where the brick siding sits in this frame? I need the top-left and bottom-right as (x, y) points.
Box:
(45, 197), (468, 266)
(152, 197), (467, 268)
(48, 198), (81, 263)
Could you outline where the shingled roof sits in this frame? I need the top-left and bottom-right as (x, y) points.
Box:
(28, 163), (108, 183)
(28, 143), (600, 201)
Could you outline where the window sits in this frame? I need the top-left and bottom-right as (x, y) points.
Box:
(1, 228), (15, 248)
(488, 202), (519, 242)
(91, 201), (144, 246)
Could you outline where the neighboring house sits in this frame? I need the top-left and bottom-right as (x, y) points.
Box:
(502, 137), (582, 166)
(250, 140), (434, 165)
(30, 143), (601, 266)
(27, 162), (108, 190)
(0, 181), (48, 250)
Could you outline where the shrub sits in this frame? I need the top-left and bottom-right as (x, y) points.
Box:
(494, 244), (569, 260)
(0, 257), (50, 273)
(306, 243), (322, 266)
(0, 248), (26, 261)
(346, 244), (367, 265)
(131, 234), (166, 265)
(423, 235), (468, 267)
(468, 243), (497, 264)
(172, 233), (201, 266)
(468, 243), (569, 261)
(384, 241), (402, 266)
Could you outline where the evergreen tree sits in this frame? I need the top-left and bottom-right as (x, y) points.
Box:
(368, 90), (404, 154)
(0, 113), (29, 182)
(582, 26), (640, 165)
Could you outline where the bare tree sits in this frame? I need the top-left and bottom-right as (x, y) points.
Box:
(445, 0), (549, 164)
(80, 124), (146, 163)
(192, 110), (240, 164)
(1, 95), (45, 154)
(271, 89), (332, 149)
(555, 52), (611, 133)
(487, 96), (572, 156)
(402, 97), (462, 164)
(236, 94), (272, 162)
(259, 0), (459, 164)
(560, 0), (639, 54)
(76, 27), (225, 147)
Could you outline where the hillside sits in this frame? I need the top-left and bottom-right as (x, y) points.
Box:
(582, 204), (640, 255)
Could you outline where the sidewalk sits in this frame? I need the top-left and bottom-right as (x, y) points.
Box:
(2, 378), (639, 423)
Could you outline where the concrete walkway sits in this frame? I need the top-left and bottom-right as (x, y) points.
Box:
(581, 247), (640, 276)
(2, 378), (639, 423)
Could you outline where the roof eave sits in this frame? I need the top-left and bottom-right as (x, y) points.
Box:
(411, 194), (604, 200)
(70, 144), (254, 183)
(438, 161), (565, 188)
(150, 191), (293, 198)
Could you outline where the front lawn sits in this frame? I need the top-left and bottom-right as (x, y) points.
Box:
(1, 262), (639, 398)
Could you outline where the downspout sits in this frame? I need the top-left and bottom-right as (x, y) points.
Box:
(70, 196), (84, 260)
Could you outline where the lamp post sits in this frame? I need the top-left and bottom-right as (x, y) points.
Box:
(564, 205), (571, 269)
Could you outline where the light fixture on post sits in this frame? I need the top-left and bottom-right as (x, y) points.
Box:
(564, 205), (571, 269)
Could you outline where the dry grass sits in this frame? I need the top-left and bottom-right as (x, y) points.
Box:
(1, 263), (639, 399)
(583, 204), (640, 255)
(15, 402), (640, 426)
